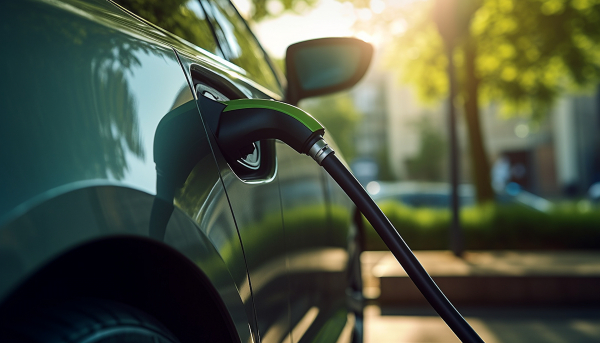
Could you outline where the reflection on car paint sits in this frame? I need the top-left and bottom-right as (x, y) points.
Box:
(217, 164), (291, 343)
(112, 0), (222, 57)
(199, 0), (281, 91)
(277, 142), (353, 342)
(1, 0), (190, 222)
(0, 0), (254, 341)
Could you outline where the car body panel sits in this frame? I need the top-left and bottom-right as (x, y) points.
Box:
(213, 152), (290, 343)
(0, 0), (357, 342)
(1, 0), (190, 224)
(181, 69), (291, 341)
(0, 186), (252, 341)
(184, 63), (356, 342)
(0, 0), (253, 340)
(179, 58), (357, 342)
(276, 142), (351, 341)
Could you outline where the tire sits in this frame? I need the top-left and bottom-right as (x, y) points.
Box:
(2, 298), (181, 343)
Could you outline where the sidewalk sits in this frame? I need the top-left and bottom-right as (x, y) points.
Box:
(361, 250), (600, 305)
(364, 305), (600, 343)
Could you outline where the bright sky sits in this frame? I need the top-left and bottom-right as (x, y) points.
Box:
(233, 0), (365, 58)
(232, 0), (423, 58)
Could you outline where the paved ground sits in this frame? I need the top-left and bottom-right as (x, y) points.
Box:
(365, 305), (600, 343)
(361, 250), (600, 305)
(362, 250), (600, 342)
(362, 251), (600, 279)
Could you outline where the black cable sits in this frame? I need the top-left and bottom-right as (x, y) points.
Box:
(321, 153), (484, 343)
(194, 93), (483, 341)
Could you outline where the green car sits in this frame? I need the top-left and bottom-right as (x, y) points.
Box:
(0, 0), (373, 342)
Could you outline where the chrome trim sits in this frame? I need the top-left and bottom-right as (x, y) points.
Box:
(308, 139), (335, 165)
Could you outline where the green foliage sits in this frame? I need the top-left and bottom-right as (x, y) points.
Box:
(246, 0), (319, 21)
(473, 0), (600, 118)
(365, 0), (600, 118)
(299, 93), (362, 161)
(270, 56), (286, 73)
(380, 1), (449, 104)
(364, 201), (600, 250)
(215, 203), (351, 269)
(114, 0), (219, 54)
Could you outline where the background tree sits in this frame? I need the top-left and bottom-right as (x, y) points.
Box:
(245, 0), (318, 20)
(356, 0), (600, 203)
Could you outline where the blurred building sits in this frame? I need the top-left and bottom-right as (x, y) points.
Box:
(481, 103), (557, 196)
(350, 66), (600, 198)
(349, 60), (389, 182)
(554, 93), (600, 195)
(382, 78), (450, 181)
(352, 71), (387, 157)
(482, 90), (600, 197)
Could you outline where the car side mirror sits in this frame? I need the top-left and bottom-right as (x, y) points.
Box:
(284, 37), (373, 105)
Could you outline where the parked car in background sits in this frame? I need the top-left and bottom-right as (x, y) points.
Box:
(0, 0), (372, 342)
(367, 181), (554, 212)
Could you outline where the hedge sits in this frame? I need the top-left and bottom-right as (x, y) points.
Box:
(363, 201), (600, 250)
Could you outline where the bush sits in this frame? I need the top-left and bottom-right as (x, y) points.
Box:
(364, 201), (600, 250)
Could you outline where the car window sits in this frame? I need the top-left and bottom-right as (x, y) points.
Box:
(199, 0), (280, 92)
(113, 0), (221, 56)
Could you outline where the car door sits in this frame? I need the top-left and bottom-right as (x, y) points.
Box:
(109, 0), (264, 340)
(174, 1), (293, 342)
(198, 2), (358, 338)
(277, 140), (357, 343)
(180, 2), (359, 341)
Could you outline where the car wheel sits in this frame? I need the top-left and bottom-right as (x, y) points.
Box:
(3, 298), (181, 343)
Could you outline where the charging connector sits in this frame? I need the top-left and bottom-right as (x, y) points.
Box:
(198, 95), (325, 164)
(307, 139), (334, 165)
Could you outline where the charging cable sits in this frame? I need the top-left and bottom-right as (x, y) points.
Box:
(198, 95), (484, 343)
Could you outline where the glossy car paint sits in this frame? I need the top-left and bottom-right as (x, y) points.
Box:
(0, 0), (359, 342)
(0, 0), (252, 340)
(175, 14), (360, 342)
(277, 142), (354, 341)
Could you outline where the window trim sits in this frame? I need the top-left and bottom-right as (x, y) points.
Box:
(199, 0), (283, 93)
(108, 0), (226, 58)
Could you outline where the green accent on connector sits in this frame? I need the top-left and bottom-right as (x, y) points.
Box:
(222, 99), (324, 133)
